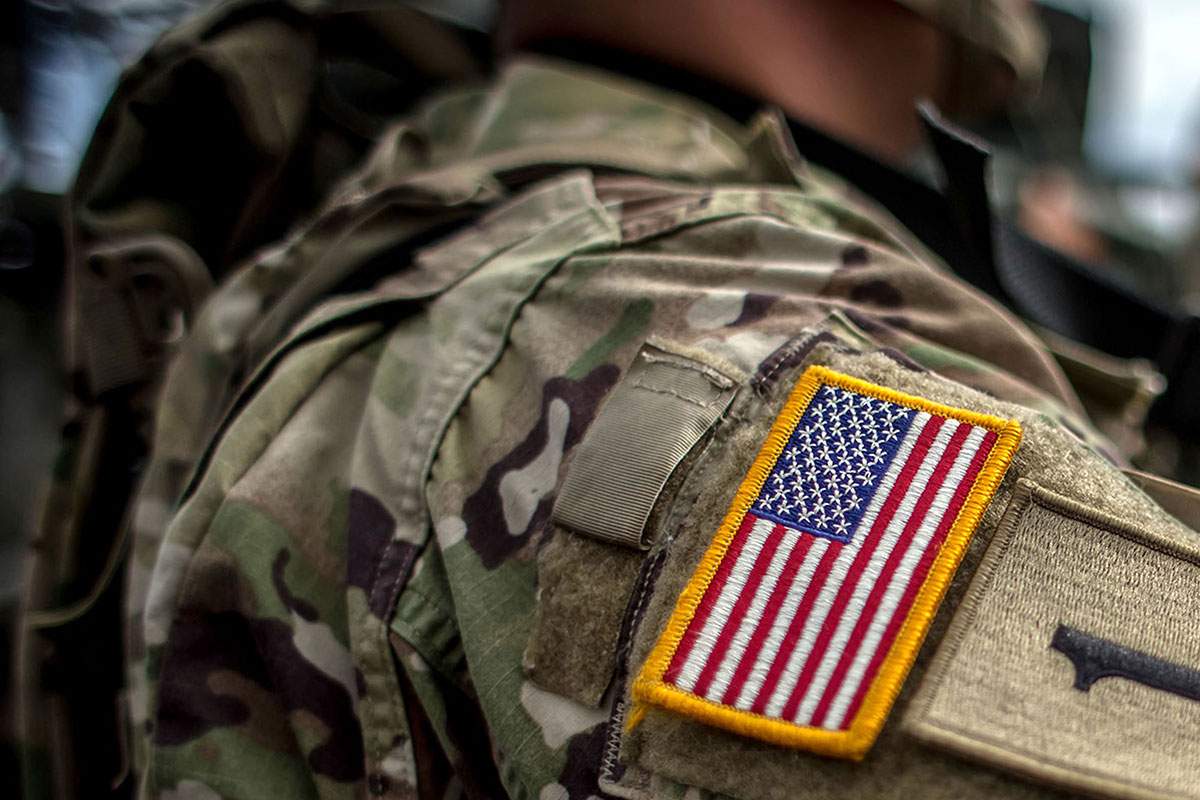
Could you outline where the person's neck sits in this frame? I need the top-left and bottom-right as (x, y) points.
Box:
(502, 0), (949, 165)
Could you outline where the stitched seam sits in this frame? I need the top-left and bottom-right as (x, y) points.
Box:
(629, 378), (718, 409)
(756, 332), (840, 389)
(397, 583), (456, 621)
(1029, 490), (1200, 566)
(368, 558), (412, 780)
(605, 420), (737, 784)
(639, 351), (736, 388)
(621, 547), (670, 664)
(599, 697), (624, 784)
(752, 333), (855, 399)
(758, 336), (819, 388)
(368, 540), (414, 775)
(364, 538), (391, 626)
(605, 544), (669, 788)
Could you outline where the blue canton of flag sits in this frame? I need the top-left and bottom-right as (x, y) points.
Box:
(752, 385), (916, 542)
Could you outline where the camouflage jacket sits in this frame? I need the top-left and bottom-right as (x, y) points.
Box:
(26, 28), (1200, 800)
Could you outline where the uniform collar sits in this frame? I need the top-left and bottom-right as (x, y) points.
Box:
(518, 39), (997, 280)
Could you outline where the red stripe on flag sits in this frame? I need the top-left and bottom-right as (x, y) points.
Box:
(664, 512), (758, 684)
(749, 540), (842, 714)
(691, 522), (786, 699)
(808, 423), (972, 727)
(837, 430), (997, 728)
(780, 415), (945, 722)
(720, 529), (815, 706)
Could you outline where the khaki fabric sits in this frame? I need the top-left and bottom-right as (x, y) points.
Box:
(908, 480), (1200, 800)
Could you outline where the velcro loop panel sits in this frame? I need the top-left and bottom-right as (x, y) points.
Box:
(553, 341), (739, 550)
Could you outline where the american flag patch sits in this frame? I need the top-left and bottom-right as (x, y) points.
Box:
(632, 366), (1021, 759)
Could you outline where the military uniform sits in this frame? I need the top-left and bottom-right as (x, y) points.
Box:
(18, 3), (1200, 800)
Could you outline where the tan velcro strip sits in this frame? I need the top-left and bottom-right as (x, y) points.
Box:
(553, 342), (739, 549)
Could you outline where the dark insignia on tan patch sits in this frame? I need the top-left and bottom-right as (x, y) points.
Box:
(1051, 624), (1200, 703)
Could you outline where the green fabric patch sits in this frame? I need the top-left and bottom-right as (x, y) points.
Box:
(207, 499), (348, 642)
(157, 725), (334, 800)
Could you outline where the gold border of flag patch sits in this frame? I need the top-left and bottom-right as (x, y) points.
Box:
(630, 366), (1022, 760)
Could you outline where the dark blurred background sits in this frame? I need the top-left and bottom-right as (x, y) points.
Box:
(2, 0), (1200, 794)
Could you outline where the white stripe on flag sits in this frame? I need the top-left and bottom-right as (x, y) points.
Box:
(792, 418), (962, 724)
(820, 425), (987, 729)
(732, 534), (831, 710)
(704, 525), (798, 702)
(673, 515), (775, 692)
(760, 412), (931, 718)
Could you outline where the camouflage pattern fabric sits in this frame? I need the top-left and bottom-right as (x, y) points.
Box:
(99, 53), (1152, 800)
(16, 2), (482, 797)
(18, 7), (1175, 798)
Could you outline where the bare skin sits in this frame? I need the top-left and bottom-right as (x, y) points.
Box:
(499, 0), (954, 164)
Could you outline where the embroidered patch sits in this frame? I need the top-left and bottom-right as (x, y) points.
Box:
(631, 366), (1021, 759)
(1051, 624), (1200, 702)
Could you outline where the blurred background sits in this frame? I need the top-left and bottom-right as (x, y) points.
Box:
(2, 0), (1200, 793)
